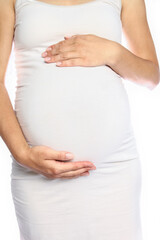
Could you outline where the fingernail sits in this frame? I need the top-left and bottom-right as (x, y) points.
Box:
(45, 57), (51, 61)
(64, 35), (72, 38)
(41, 52), (47, 57)
(90, 166), (96, 170)
(66, 153), (73, 159)
(46, 47), (52, 51)
(88, 164), (96, 168)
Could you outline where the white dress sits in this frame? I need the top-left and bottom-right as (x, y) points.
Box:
(10, 0), (143, 239)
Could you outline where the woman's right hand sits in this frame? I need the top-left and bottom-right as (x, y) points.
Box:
(17, 145), (96, 179)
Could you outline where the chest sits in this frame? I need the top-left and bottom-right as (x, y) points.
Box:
(14, 0), (122, 49)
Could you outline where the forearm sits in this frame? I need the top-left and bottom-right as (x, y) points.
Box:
(107, 41), (160, 90)
(0, 83), (30, 163)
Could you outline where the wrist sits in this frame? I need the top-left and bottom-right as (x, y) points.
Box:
(13, 143), (31, 164)
(105, 40), (122, 68)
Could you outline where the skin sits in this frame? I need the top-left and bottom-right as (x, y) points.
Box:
(0, 0), (159, 179)
(0, 0), (96, 180)
(42, 0), (160, 90)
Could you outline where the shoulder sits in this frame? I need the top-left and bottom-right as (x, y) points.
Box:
(0, 0), (16, 16)
(120, 0), (147, 25)
(0, 0), (15, 9)
(121, 0), (146, 11)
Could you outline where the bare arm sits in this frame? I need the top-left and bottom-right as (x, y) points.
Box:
(0, 0), (31, 162)
(0, 0), (96, 178)
(108, 0), (160, 90)
(40, 0), (159, 90)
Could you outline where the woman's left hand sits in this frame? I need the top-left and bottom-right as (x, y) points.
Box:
(41, 34), (114, 67)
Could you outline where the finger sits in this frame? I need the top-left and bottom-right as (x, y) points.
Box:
(41, 46), (54, 57)
(47, 160), (96, 175)
(64, 35), (73, 40)
(64, 34), (82, 41)
(44, 148), (74, 161)
(44, 51), (79, 63)
(56, 58), (84, 67)
(53, 36), (78, 48)
(42, 170), (89, 179)
(42, 35), (82, 60)
(80, 171), (90, 176)
(46, 39), (74, 55)
(44, 44), (76, 58)
(54, 167), (92, 178)
(43, 35), (80, 57)
(42, 172), (56, 179)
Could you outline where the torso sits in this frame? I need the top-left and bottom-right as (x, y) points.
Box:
(12, 0), (138, 166)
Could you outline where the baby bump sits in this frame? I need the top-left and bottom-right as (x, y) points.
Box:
(14, 67), (132, 164)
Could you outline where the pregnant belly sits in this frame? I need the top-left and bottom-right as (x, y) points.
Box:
(15, 66), (133, 164)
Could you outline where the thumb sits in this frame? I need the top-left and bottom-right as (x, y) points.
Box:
(43, 146), (74, 161)
(64, 34), (80, 39)
(64, 35), (73, 39)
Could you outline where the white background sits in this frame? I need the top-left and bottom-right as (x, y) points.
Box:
(0, 0), (160, 239)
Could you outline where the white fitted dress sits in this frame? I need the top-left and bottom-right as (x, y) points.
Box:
(10, 0), (143, 239)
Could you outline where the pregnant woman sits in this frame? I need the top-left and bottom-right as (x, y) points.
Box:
(0, 0), (159, 239)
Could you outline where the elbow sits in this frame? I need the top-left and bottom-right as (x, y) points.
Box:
(147, 64), (160, 91)
(148, 81), (159, 91)
(147, 77), (160, 90)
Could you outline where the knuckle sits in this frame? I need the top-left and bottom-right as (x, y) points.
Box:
(87, 34), (93, 39)
(46, 168), (54, 175)
(73, 35), (78, 41)
(43, 173), (54, 179)
(50, 48), (54, 55)
(60, 52), (66, 60)
(58, 41), (63, 46)
(61, 40), (65, 45)
(46, 175), (54, 179)
(83, 58), (89, 65)
(60, 176), (67, 179)
(61, 52), (68, 59)
(86, 34), (91, 39)
(58, 52), (63, 59)
(72, 172), (79, 177)
(62, 60), (67, 66)
(52, 174), (60, 179)
(75, 41), (81, 49)
(59, 41), (65, 49)
(73, 163), (79, 170)
(52, 167), (59, 175)
(61, 177), (68, 179)
(73, 175), (80, 179)
(54, 44), (58, 51)
(70, 59), (75, 65)
(38, 149), (45, 159)
(46, 166), (60, 176)
(57, 151), (65, 160)
(62, 61), (68, 67)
